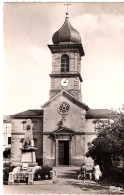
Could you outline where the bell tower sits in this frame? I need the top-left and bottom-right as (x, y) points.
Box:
(48, 15), (85, 101)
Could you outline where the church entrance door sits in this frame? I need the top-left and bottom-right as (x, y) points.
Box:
(58, 140), (69, 165)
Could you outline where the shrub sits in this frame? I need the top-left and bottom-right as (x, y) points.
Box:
(33, 166), (41, 181)
(40, 165), (53, 180)
(3, 147), (11, 158)
(3, 166), (15, 182)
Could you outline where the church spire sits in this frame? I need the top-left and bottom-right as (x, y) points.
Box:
(52, 15), (82, 45)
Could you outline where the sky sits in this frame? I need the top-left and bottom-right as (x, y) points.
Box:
(3, 2), (124, 115)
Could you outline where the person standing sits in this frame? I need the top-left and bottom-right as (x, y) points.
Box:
(80, 162), (87, 184)
(94, 162), (102, 184)
(89, 170), (93, 184)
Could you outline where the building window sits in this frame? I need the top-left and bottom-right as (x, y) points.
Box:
(61, 54), (69, 72)
(58, 102), (70, 115)
(8, 137), (11, 144)
(21, 121), (27, 130)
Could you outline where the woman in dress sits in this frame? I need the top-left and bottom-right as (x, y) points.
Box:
(94, 162), (102, 184)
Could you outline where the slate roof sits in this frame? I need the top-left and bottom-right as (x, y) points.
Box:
(10, 109), (43, 118)
(86, 109), (111, 119)
(9, 100), (111, 120)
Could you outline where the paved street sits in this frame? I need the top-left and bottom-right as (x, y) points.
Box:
(3, 166), (124, 194)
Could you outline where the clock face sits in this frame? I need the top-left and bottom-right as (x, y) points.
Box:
(61, 78), (69, 87)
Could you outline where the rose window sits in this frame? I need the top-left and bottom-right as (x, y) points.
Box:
(58, 102), (70, 114)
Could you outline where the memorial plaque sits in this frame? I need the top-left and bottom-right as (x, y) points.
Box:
(21, 152), (32, 162)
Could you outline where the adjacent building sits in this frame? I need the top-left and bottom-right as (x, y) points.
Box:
(3, 115), (12, 150)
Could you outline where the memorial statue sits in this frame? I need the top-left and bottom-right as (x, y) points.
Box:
(21, 119), (37, 152)
(20, 119), (37, 164)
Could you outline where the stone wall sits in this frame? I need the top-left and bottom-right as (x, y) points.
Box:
(43, 96), (85, 132)
(43, 135), (55, 165)
(71, 135), (85, 166)
(50, 76), (82, 100)
(51, 52), (81, 74)
(49, 49), (82, 100)
(43, 95), (86, 166)
(85, 119), (97, 166)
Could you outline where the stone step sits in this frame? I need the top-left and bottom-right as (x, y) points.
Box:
(34, 179), (53, 185)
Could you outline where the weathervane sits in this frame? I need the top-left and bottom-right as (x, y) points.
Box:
(64, 3), (71, 16)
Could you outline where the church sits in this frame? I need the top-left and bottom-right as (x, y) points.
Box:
(10, 13), (111, 167)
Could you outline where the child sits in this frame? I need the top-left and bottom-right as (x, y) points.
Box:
(78, 163), (87, 184)
(89, 170), (92, 184)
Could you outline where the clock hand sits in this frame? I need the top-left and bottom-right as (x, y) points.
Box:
(64, 80), (67, 83)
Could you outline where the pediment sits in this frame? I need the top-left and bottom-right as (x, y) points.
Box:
(51, 127), (75, 135)
(41, 90), (89, 110)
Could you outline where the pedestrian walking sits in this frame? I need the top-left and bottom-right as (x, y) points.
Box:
(78, 162), (87, 184)
(94, 162), (102, 185)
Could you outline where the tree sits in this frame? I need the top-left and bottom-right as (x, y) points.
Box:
(86, 106), (124, 169)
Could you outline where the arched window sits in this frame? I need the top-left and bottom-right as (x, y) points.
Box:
(61, 54), (69, 72)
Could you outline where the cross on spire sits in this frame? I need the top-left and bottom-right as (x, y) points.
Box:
(64, 3), (71, 16)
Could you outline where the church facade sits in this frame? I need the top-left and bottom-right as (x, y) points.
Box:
(10, 15), (111, 167)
